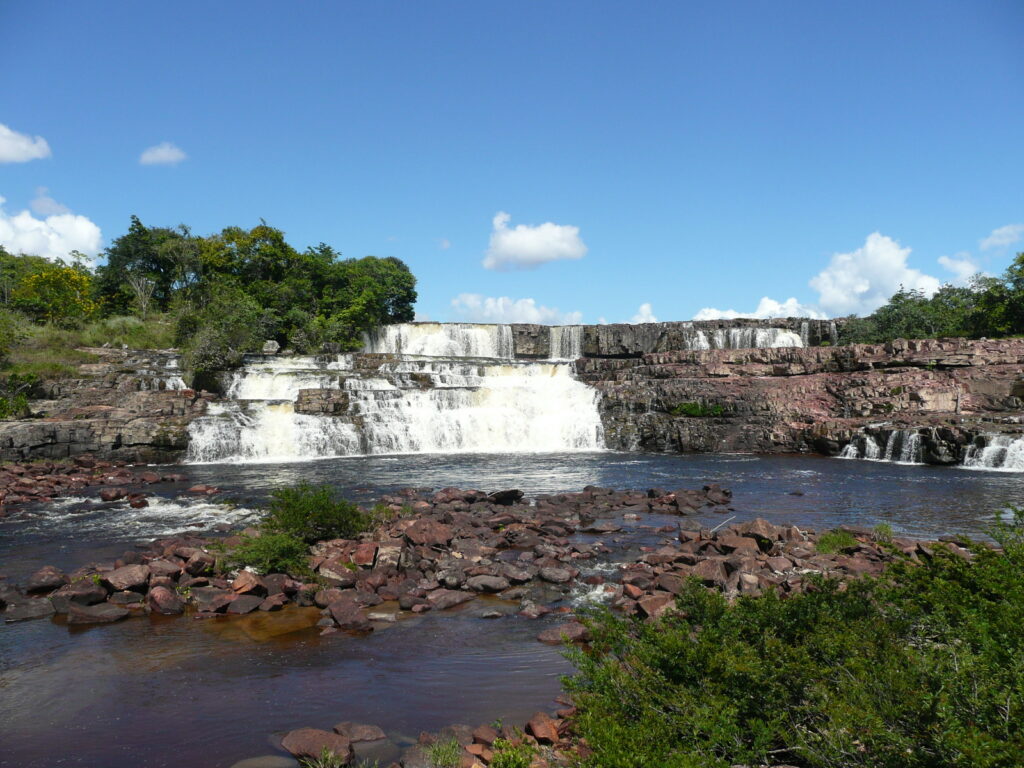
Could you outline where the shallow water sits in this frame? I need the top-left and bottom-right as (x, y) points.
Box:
(2, 451), (1023, 767)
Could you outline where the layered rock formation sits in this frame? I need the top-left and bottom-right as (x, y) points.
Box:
(578, 337), (1024, 460)
(0, 348), (211, 462)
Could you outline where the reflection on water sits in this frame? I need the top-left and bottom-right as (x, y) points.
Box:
(3, 451), (1024, 767)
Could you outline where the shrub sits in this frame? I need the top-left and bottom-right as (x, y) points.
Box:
(426, 739), (461, 768)
(815, 529), (858, 553)
(229, 532), (308, 575)
(873, 522), (894, 542)
(264, 482), (371, 544)
(565, 511), (1024, 768)
(669, 402), (725, 418)
(490, 738), (536, 768)
(299, 747), (349, 768)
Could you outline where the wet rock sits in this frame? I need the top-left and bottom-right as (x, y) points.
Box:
(99, 487), (127, 502)
(148, 586), (185, 615)
(328, 599), (372, 631)
(486, 488), (524, 506)
(333, 722), (386, 743)
(226, 595), (264, 615)
(538, 566), (572, 584)
(67, 602), (130, 624)
(185, 550), (215, 576)
(190, 586), (236, 613)
(109, 590), (145, 605)
(465, 575), (510, 593)
(537, 621), (590, 645)
(50, 579), (109, 610)
(26, 565), (67, 594)
(102, 564), (150, 592)
(231, 570), (268, 596)
(259, 593), (289, 611)
(280, 728), (353, 762)
(426, 588), (475, 610)
(5, 599), (56, 622)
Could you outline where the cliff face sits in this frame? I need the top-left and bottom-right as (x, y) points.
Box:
(0, 348), (210, 462)
(577, 338), (1024, 460)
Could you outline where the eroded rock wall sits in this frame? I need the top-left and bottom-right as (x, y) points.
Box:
(577, 338), (1024, 458)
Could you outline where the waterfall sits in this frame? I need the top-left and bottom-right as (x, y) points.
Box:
(839, 430), (920, 464)
(800, 321), (810, 347)
(362, 322), (514, 359)
(186, 328), (604, 463)
(963, 434), (1024, 471)
(549, 325), (583, 361)
(697, 326), (803, 350)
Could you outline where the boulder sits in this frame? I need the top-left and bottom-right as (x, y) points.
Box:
(50, 579), (109, 610)
(5, 599), (55, 623)
(66, 602), (130, 624)
(280, 728), (353, 762)
(328, 599), (372, 631)
(425, 588), (476, 610)
(231, 570), (268, 596)
(487, 489), (524, 506)
(226, 595), (264, 615)
(333, 722), (386, 742)
(537, 621), (590, 645)
(98, 487), (127, 502)
(637, 592), (674, 619)
(405, 519), (454, 547)
(26, 565), (67, 594)
(538, 566), (572, 584)
(526, 711), (561, 744)
(259, 593), (290, 611)
(102, 564), (150, 592)
(148, 586), (185, 615)
(465, 575), (510, 593)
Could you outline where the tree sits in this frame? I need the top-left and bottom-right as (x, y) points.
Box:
(11, 262), (97, 327)
(126, 272), (156, 320)
(96, 215), (193, 314)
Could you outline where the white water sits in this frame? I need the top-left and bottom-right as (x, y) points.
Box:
(549, 325), (583, 360)
(840, 430), (921, 464)
(187, 326), (604, 463)
(963, 434), (1024, 471)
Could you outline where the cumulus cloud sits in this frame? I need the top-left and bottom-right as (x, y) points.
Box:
(0, 123), (51, 163)
(630, 303), (658, 323)
(937, 253), (981, 286)
(808, 232), (940, 316)
(451, 293), (583, 324)
(482, 211), (587, 270)
(139, 141), (187, 166)
(0, 195), (102, 264)
(30, 187), (69, 216)
(980, 223), (1024, 251)
(694, 296), (826, 321)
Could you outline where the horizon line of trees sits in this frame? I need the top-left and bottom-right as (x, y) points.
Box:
(0, 215), (417, 385)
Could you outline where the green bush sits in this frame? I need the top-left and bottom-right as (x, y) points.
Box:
(490, 738), (536, 768)
(564, 511), (1024, 768)
(298, 746), (349, 768)
(229, 532), (308, 575)
(669, 402), (725, 418)
(263, 482), (372, 545)
(815, 529), (858, 553)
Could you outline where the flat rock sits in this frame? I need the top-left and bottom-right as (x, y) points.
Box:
(226, 594), (264, 615)
(537, 621), (590, 645)
(67, 602), (130, 624)
(26, 565), (67, 594)
(103, 564), (150, 592)
(280, 728), (353, 762)
(5, 599), (56, 623)
(426, 588), (475, 610)
(333, 722), (386, 742)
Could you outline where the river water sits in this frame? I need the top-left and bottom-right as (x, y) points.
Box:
(3, 451), (1023, 767)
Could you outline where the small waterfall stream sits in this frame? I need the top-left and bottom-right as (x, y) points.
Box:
(963, 434), (1024, 471)
(840, 429), (922, 464)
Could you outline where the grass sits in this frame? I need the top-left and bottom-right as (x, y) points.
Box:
(229, 533), (310, 576)
(3, 313), (176, 379)
(815, 529), (858, 553)
(669, 402), (725, 418)
(490, 738), (537, 768)
(426, 739), (461, 768)
(299, 747), (349, 768)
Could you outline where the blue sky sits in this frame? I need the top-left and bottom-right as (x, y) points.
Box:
(1, 1), (1022, 323)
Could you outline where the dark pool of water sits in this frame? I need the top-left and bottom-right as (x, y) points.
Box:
(2, 451), (1023, 767)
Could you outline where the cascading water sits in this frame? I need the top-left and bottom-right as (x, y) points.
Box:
(549, 325), (583, 361)
(963, 434), (1024, 471)
(840, 430), (921, 464)
(186, 326), (604, 463)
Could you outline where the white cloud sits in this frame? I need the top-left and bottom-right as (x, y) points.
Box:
(630, 302), (658, 323)
(451, 293), (582, 324)
(937, 253), (981, 286)
(694, 296), (826, 321)
(808, 232), (940, 316)
(139, 141), (187, 166)
(439, 238), (451, 250)
(483, 211), (587, 270)
(413, 311), (432, 322)
(30, 187), (69, 216)
(0, 195), (102, 264)
(0, 124), (51, 163)
(980, 223), (1024, 251)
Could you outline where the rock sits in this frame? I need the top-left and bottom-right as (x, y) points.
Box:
(692, 558), (728, 587)
(226, 595), (264, 615)
(425, 588), (476, 610)
(232, 570), (268, 596)
(185, 550), (215, 575)
(50, 578), (109, 610)
(328, 600), (372, 631)
(102, 564), (150, 592)
(26, 565), (67, 594)
(405, 519), (454, 547)
(109, 590), (144, 605)
(99, 487), (127, 502)
(538, 566), (572, 584)
(319, 559), (358, 586)
(129, 497), (149, 509)
(465, 575), (510, 593)
(148, 586), (185, 615)
(526, 711), (561, 744)
(66, 602), (130, 624)
(280, 728), (353, 762)
(472, 725), (499, 746)
(190, 586), (236, 613)
(637, 592), (674, 619)
(262, 340), (281, 355)
(537, 621), (590, 645)
(5, 599), (55, 622)
(487, 489), (524, 506)
(333, 722), (386, 742)
(259, 593), (289, 611)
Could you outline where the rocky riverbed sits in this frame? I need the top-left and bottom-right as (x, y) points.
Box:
(2, 481), (989, 766)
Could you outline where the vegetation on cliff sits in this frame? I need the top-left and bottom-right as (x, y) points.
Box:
(840, 252), (1024, 344)
(566, 513), (1024, 768)
(0, 216), (417, 388)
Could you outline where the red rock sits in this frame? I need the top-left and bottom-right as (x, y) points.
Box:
(352, 541), (378, 566)
(425, 588), (475, 610)
(328, 599), (372, 631)
(692, 558), (728, 587)
(526, 712), (561, 744)
(26, 565), (67, 594)
(259, 593), (290, 611)
(333, 721), (386, 742)
(637, 592), (674, 619)
(716, 534), (760, 554)
(98, 487), (127, 502)
(472, 724), (499, 746)
(185, 551), (215, 575)
(66, 602), (130, 624)
(225, 594), (264, 614)
(148, 586), (185, 615)
(537, 621), (590, 645)
(129, 497), (149, 509)
(102, 564), (150, 592)
(404, 519), (454, 547)
(280, 728), (353, 762)
(231, 570), (267, 596)
(138, 471), (161, 484)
